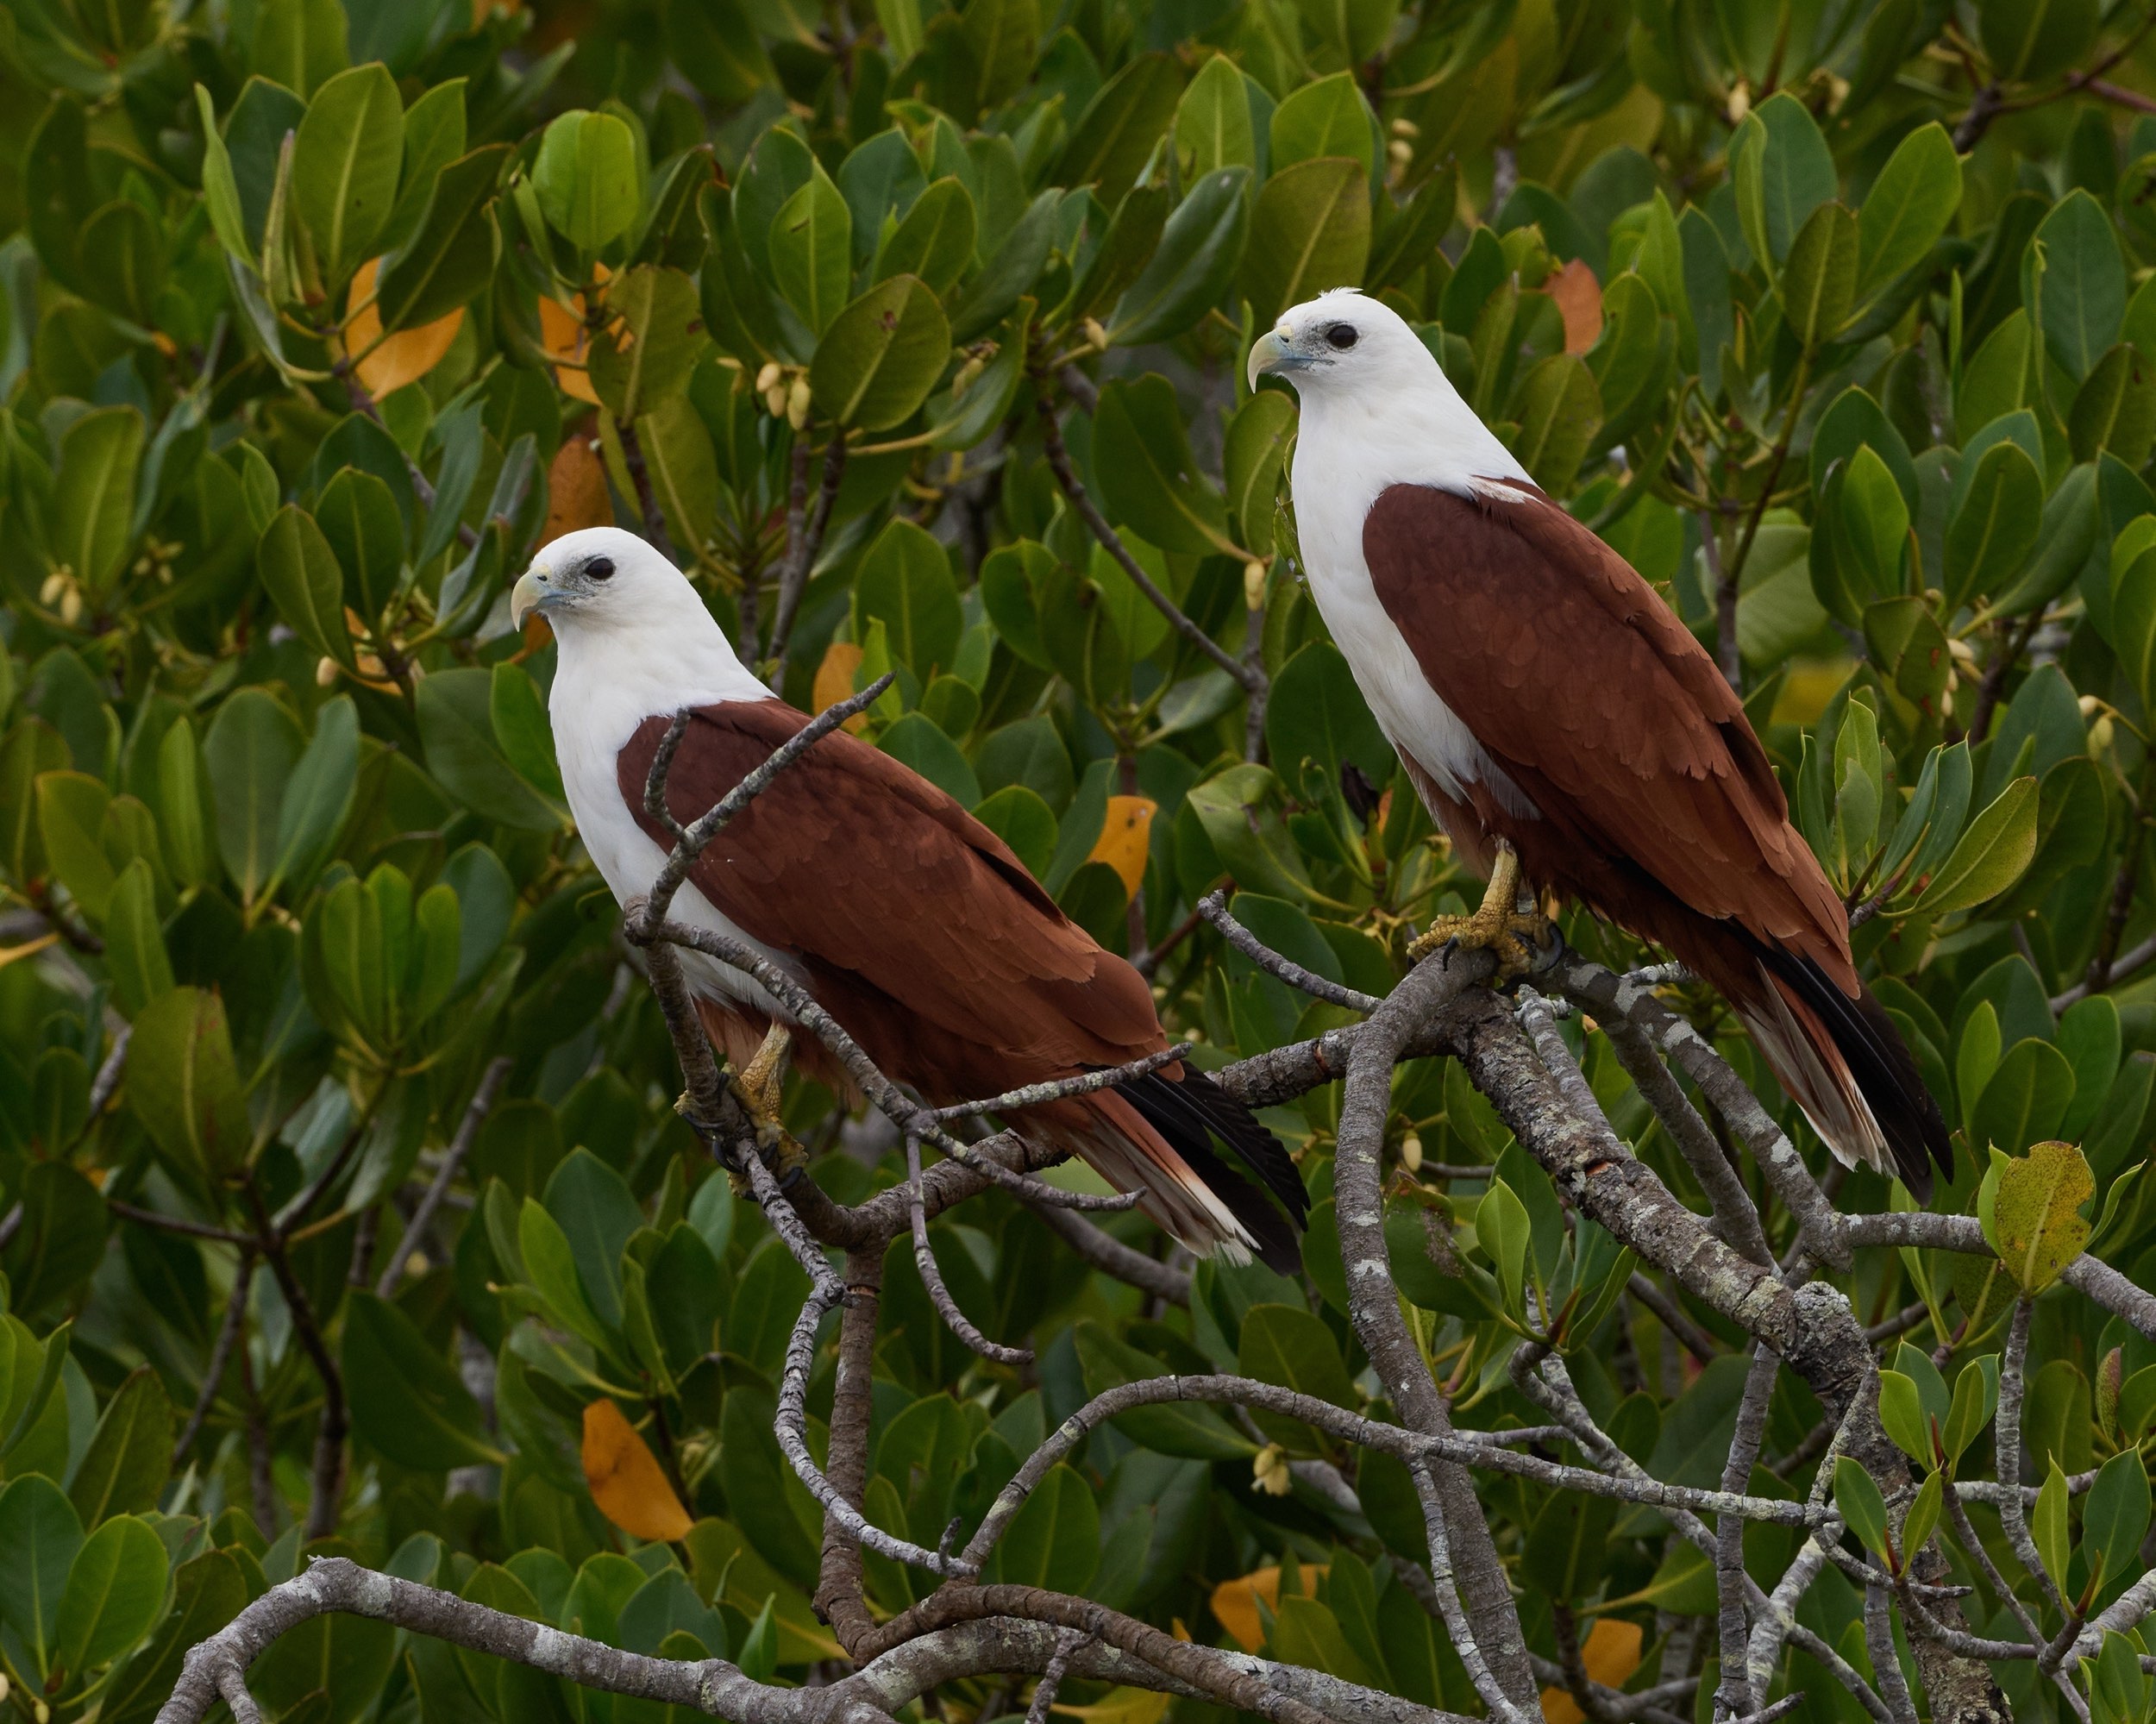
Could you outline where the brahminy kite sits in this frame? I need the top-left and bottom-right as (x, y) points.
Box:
(511, 526), (1307, 1267)
(1250, 290), (1952, 1199)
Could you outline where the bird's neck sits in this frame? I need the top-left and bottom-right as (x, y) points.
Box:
(548, 605), (774, 756)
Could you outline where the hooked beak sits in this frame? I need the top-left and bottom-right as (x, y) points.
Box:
(511, 568), (553, 630)
(1248, 327), (1301, 391)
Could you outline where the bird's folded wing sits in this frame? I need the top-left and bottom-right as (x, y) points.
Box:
(1362, 480), (1849, 965)
(614, 699), (1163, 1088)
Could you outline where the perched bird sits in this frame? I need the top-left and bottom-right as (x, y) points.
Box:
(511, 527), (1307, 1268)
(1250, 290), (1953, 1200)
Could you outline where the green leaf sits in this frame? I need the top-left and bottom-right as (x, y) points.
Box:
(1508, 354), (1601, 493)
(1225, 387), (1296, 554)
(1779, 201), (1858, 351)
(1978, 0), (2098, 85)
(36, 771), (116, 923)
(1176, 53), (1257, 178)
(1111, 167), (1250, 348)
(1901, 1471), (1944, 1562)
(1523, 1489), (1617, 1603)
(1094, 373), (1233, 555)
(417, 668), (566, 831)
(769, 162), (853, 338)
(873, 178), (976, 297)
(0, 1475), (85, 1681)
(856, 519), (963, 679)
(195, 85), (253, 261)
(811, 276), (953, 431)
(1238, 1301), (1356, 1451)
(1942, 438), (2043, 612)
(1476, 1178), (1531, 1318)
(203, 688), (303, 906)
(1269, 72), (1375, 182)
(1857, 122), (1960, 301)
(53, 407), (144, 601)
(1244, 156), (1369, 330)
(125, 987), (251, 1180)
(1941, 1360), (1997, 1465)
(992, 1464), (1099, 1593)
(534, 110), (640, 253)
(375, 144), (507, 333)
(639, 392), (721, 557)
(68, 1368), (173, 1527)
(258, 506), (357, 671)
(1833, 1456), (1890, 1561)
(972, 785), (1057, 879)
(342, 1291), (505, 1470)
(1913, 774), (2039, 914)
(273, 694), (359, 898)
(2033, 190), (2126, 381)
(1187, 764), (1313, 902)
(1733, 94), (1837, 266)
(590, 265), (704, 423)
(2033, 1457), (2071, 1592)
(1267, 641), (1390, 804)
(316, 467), (404, 621)
(103, 859), (172, 1017)
(517, 1196), (611, 1350)
(1877, 1369), (1931, 1464)
(53, 1515), (166, 1676)
(1056, 53), (1185, 204)
(1073, 1320), (1255, 1458)
(2084, 1448), (2150, 1589)
(291, 63), (404, 285)
(490, 662), (564, 805)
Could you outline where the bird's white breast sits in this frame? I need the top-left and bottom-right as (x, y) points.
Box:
(1287, 426), (1539, 821)
(547, 633), (805, 1020)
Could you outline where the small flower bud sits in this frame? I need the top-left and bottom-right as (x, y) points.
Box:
(317, 655), (340, 687)
(787, 377), (812, 429)
(1244, 560), (1268, 610)
(1727, 83), (1751, 123)
(765, 384), (789, 417)
(2079, 693), (2102, 717)
(2090, 714), (2115, 755)
(1948, 636), (1978, 666)
(755, 360), (784, 394)
(1388, 140), (1415, 166)
(1083, 317), (1109, 350)
(59, 586), (81, 625)
(1400, 1132), (1423, 1173)
(1252, 1444), (1292, 1496)
(39, 571), (67, 606)
(1389, 117), (1420, 139)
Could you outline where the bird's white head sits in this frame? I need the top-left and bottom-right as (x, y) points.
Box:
(1247, 288), (1526, 491)
(510, 527), (715, 640)
(1245, 288), (1441, 396)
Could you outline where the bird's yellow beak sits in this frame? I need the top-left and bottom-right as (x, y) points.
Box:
(510, 568), (549, 630)
(1248, 327), (1292, 391)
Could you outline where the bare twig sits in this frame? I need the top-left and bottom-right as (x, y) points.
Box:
(768, 436), (847, 684)
(1023, 1199), (1192, 1306)
(173, 1255), (256, 1465)
(906, 1132), (1031, 1366)
(375, 1057), (511, 1298)
(1199, 891), (1382, 1012)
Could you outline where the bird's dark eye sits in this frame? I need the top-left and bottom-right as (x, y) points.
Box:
(586, 556), (615, 580)
(1326, 323), (1358, 349)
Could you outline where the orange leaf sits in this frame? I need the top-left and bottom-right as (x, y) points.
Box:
(546, 424), (616, 542)
(1548, 258), (1603, 355)
(1540, 1618), (1643, 1724)
(1087, 795), (1156, 898)
(540, 292), (601, 405)
(343, 257), (465, 397)
(1208, 1563), (1329, 1653)
(812, 642), (870, 732)
(581, 1400), (693, 1542)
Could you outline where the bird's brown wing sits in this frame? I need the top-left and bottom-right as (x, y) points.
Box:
(1362, 480), (1854, 984)
(615, 699), (1165, 1100)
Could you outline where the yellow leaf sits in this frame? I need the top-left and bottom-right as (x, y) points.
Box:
(1052, 1689), (1172, 1724)
(1547, 258), (1603, 354)
(545, 424), (616, 543)
(1990, 1140), (2094, 1292)
(581, 1400), (693, 1542)
(813, 642), (870, 733)
(1540, 1618), (1643, 1724)
(1208, 1563), (1328, 1653)
(342, 257), (465, 397)
(1087, 795), (1156, 898)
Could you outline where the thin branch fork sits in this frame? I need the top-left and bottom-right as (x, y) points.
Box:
(1200, 891), (1382, 1012)
(375, 1056), (511, 1298)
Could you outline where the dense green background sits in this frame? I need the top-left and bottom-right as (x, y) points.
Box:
(2, 0), (2155, 1721)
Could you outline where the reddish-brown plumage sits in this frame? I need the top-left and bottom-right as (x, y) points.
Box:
(617, 701), (1305, 1265)
(1362, 480), (1952, 1195)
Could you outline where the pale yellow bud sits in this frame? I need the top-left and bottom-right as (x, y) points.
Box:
(755, 360), (784, 394)
(787, 377), (812, 429)
(39, 571), (67, 606)
(1244, 561), (1268, 610)
(1387, 140), (1414, 166)
(2079, 693), (2103, 718)
(34, 1698), (48, 1724)
(1727, 83), (1751, 123)
(1389, 117), (1420, 139)
(316, 655), (340, 687)
(59, 587), (82, 625)
(1948, 636), (1979, 666)
(2090, 714), (2115, 755)
(1083, 317), (1109, 351)
(0, 1673), (10, 1704)
(765, 384), (790, 417)
(1400, 1132), (1423, 1173)
(1939, 686), (1954, 718)
(1252, 1443), (1292, 1496)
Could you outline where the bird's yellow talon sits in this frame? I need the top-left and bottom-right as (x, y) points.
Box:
(1407, 843), (1553, 980)
(727, 1024), (808, 1186)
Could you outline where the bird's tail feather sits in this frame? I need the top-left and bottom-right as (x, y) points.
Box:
(1733, 949), (1952, 1201)
(1022, 1072), (1306, 1273)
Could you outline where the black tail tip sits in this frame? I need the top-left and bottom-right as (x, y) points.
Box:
(1117, 1067), (1307, 1275)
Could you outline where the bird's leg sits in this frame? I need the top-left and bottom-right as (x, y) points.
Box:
(678, 1021), (809, 1193)
(1407, 840), (1555, 979)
